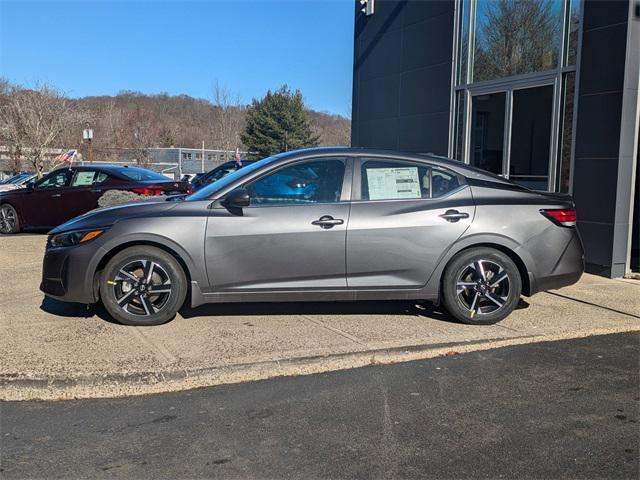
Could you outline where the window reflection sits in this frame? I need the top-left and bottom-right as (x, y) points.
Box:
(457, 0), (471, 84)
(557, 72), (576, 192)
(454, 91), (466, 161)
(565, 0), (581, 65)
(473, 0), (563, 82)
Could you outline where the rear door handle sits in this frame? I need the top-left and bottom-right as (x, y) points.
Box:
(51, 194), (62, 198)
(311, 215), (344, 229)
(439, 209), (469, 223)
(91, 189), (103, 193)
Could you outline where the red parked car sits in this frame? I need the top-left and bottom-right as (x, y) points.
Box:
(0, 165), (190, 234)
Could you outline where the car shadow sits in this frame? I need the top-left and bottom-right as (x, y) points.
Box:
(40, 296), (530, 326)
(180, 300), (458, 324)
(40, 296), (97, 318)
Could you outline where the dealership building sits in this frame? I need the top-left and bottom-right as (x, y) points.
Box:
(351, 0), (639, 277)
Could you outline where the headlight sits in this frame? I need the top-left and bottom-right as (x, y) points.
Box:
(48, 229), (107, 248)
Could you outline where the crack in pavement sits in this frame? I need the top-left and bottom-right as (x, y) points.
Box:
(128, 328), (179, 366)
(300, 315), (367, 347)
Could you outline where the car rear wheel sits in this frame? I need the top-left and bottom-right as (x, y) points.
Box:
(441, 247), (521, 325)
(0, 204), (20, 234)
(100, 246), (187, 326)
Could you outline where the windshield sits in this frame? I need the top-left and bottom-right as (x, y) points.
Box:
(187, 155), (278, 201)
(117, 167), (169, 182)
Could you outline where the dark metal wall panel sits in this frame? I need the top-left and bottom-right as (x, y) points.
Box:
(573, 0), (633, 277)
(351, 0), (455, 155)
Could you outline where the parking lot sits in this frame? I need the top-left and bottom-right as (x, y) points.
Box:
(1, 233), (639, 401)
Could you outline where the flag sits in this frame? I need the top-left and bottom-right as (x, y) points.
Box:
(55, 149), (77, 163)
(234, 147), (242, 167)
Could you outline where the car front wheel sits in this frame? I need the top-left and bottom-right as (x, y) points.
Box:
(0, 204), (20, 234)
(100, 246), (187, 326)
(441, 247), (522, 325)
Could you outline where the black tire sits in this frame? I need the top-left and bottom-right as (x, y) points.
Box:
(441, 247), (522, 325)
(100, 246), (187, 326)
(0, 203), (20, 234)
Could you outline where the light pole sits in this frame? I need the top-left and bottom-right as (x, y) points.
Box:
(83, 127), (94, 163)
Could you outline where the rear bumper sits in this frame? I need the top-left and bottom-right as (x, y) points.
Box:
(529, 231), (585, 295)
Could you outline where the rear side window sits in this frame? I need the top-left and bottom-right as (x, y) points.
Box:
(71, 171), (109, 187)
(360, 159), (460, 200)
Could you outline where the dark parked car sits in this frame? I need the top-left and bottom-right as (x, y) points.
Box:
(191, 160), (255, 191)
(0, 165), (190, 233)
(40, 147), (584, 326)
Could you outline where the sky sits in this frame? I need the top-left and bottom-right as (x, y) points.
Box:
(0, 0), (355, 116)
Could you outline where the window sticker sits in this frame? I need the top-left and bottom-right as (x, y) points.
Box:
(73, 171), (96, 186)
(366, 167), (421, 200)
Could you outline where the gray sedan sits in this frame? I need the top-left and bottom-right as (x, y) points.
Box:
(41, 147), (584, 326)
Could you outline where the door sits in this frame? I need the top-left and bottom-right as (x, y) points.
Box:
(347, 158), (475, 288)
(468, 84), (555, 190)
(204, 157), (351, 291)
(22, 168), (75, 227)
(60, 169), (111, 220)
(470, 92), (506, 176)
(508, 85), (554, 190)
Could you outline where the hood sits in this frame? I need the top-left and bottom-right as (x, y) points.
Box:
(49, 200), (179, 234)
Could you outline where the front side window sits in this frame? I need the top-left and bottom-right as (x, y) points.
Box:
(36, 169), (73, 189)
(361, 159), (460, 201)
(245, 159), (346, 206)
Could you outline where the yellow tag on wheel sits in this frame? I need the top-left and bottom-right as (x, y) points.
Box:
(470, 310), (475, 319)
(107, 280), (117, 285)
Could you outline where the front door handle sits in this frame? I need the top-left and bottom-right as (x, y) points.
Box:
(311, 215), (344, 229)
(439, 209), (469, 223)
(51, 193), (62, 198)
(91, 188), (103, 193)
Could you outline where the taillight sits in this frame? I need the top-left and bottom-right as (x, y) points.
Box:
(540, 208), (577, 227)
(132, 187), (164, 196)
(187, 186), (193, 194)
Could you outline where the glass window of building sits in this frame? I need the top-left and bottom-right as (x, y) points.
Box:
(472, 0), (564, 82)
(557, 72), (576, 192)
(457, 0), (472, 84)
(565, 0), (581, 65)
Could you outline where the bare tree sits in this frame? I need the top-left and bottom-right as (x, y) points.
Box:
(211, 80), (245, 152)
(122, 105), (154, 167)
(0, 83), (86, 176)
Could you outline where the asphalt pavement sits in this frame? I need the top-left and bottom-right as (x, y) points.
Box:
(2, 332), (638, 479)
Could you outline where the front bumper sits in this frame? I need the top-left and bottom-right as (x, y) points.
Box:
(40, 244), (100, 304)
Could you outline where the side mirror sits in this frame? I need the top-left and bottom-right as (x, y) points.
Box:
(24, 180), (35, 190)
(223, 188), (250, 209)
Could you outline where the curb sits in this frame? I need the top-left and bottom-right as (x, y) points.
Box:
(0, 335), (535, 391)
(2, 329), (638, 401)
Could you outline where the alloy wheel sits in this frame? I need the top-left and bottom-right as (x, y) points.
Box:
(111, 259), (173, 316)
(0, 205), (17, 234)
(455, 259), (510, 317)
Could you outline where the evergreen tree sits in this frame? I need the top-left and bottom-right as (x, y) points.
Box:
(241, 85), (319, 158)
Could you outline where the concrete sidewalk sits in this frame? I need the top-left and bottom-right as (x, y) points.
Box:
(1, 234), (639, 400)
